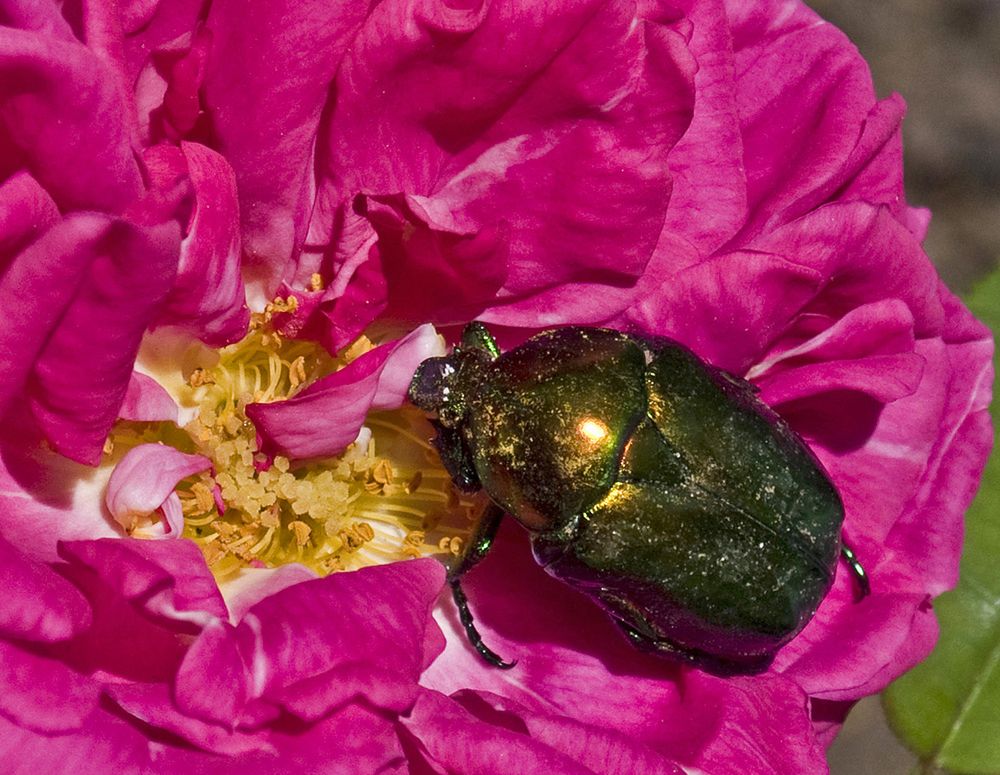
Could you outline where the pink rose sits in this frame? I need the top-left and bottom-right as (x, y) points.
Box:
(0, 0), (991, 772)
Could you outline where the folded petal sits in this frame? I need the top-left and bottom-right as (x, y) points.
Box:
(0, 215), (108, 416)
(357, 193), (507, 330)
(659, 0), (747, 255)
(684, 673), (826, 773)
(0, 26), (142, 212)
(173, 558), (444, 726)
(405, 689), (601, 775)
(0, 170), (60, 261)
(247, 324), (445, 459)
(120, 371), (179, 423)
(156, 142), (250, 346)
(0, 641), (101, 734)
(0, 534), (91, 641)
(105, 443), (212, 536)
(29, 217), (180, 465)
(201, 0), (375, 285)
(624, 249), (823, 373)
(724, 0), (906, 240)
(59, 538), (228, 626)
(0, 406), (120, 563)
(107, 680), (275, 756)
(757, 353), (925, 407)
(449, 690), (685, 775)
(0, 704), (175, 774)
(313, 0), (696, 333)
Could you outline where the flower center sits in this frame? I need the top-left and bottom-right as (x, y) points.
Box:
(108, 301), (480, 580)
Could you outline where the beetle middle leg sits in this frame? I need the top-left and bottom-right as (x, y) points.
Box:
(448, 503), (516, 669)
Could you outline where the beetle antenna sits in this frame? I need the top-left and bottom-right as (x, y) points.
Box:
(840, 543), (870, 600)
(449, 578), (517, 669)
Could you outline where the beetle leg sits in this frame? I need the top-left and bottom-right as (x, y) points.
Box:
(447, 503), (516, 668)
(459, 321), (501, 359)
(613, 619), (770, 676)
(448, 502), (504, 580)
(450, 578), (516, 669)
(840, 542), (871, 600)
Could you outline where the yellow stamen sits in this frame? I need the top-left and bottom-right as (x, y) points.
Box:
(108, 301), (481, 581)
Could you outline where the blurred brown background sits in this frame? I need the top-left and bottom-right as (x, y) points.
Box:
(809, 0), (1000, 772)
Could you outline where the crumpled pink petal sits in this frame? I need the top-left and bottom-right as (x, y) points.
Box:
(156, 141), (250, 346)
(200, 0), (375, 283)
(27, 216), (180, 465)
(0, 535), (90, 642)
(0, 696), (407, 773)
(247, 323), (445, 459)
(0, 640), (102, 734)
(722, 0), (908, 242)
(58, 537), (229, 626)
(173, 558), (445, 728)
(0, 543), (438, 763)
(298, 0), (697, 348)
(105, 444), (212, 537)
(404, 689), (623, 775)
(0, 25), (142, 212)
(0, 215), (108, 417)
(0, 406), (121, 563)
(0, 170), (60, 261)
(405, 688), (686, 775)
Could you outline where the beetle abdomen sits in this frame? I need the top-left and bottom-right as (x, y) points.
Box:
(525, 333), (844, 671)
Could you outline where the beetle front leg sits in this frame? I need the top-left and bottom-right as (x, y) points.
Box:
(448, 501), (505, 581)
(448, 502), (516, 669)
(450, 578), (516, 669)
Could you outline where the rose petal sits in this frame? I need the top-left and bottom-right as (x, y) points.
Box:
(0, 214), (110, 416)
(450, 690), (685, 775)
(0, 641), (101, 734)
(0, 26), (142, 212)
(405, 689), (600, 775)
(201, 0), (375, 287)
(171, 559), (444, 727)
(0, 170), (60, 261)
(313, 0), (697, 335)
(172, 619), (256, 728)
(107, 680), (274, 756)
(725, 0), (903, 240)
(0, 701), (155, 773)
(0, 534), (91, 642)
(59, 538), (228, 626)
(757, 353), (925, 407)
(659, 0), (747, 255)
(105, 444), (212, 536)
(0, 405), (119, 563)
(29, 217), (180, 465)
(156, 142), (250, 345)
(119, 371), (180, 423)
(247, 324), (445, 459)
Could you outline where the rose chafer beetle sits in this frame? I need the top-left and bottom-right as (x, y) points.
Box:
(409, 323), (868, 675)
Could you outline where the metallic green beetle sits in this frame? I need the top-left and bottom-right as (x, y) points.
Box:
(409, 323), (868, 675)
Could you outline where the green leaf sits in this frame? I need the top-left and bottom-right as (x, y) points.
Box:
(883, 266), (1000, 774)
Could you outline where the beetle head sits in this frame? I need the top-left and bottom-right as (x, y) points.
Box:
(407, 322), (499, 429)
